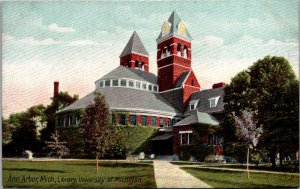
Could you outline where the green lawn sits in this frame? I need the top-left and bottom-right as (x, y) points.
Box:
(182, 167), (299, 188)
(3, 160), (156, 188)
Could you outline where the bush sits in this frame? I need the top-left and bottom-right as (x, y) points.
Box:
(179, 145), (192, 161)
(115, 126), (158, 155)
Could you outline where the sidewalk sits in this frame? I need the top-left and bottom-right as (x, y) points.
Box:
(180, 165), (300, 176)
(153, 160), (212, 188)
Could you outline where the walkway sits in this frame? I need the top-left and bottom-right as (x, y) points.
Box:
(153, 160), (212, 188)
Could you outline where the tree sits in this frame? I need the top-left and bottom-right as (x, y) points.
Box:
(80, 92), (112, 174)
(222, 56), (299, 169)
(40, 92), (78, 142)
(233, 111), (262, 179)
(44, 131), (69, 158)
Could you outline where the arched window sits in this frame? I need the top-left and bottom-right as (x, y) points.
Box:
(183, 46), (188, 58)
(141, 62), (145, 71)
(166, 45), (171, 57)
(177, 43), (182, 56)
(135, 60), (139, 68)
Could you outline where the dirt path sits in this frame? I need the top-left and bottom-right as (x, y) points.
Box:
(153, 160), (212, 188)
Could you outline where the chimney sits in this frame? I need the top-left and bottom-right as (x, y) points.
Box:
(54, 81), (59, 97)
(212, 82), (225, 89)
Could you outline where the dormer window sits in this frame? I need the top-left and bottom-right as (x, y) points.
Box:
(120, 79), (127, 87)
(209, 96), (221, 108)
(105, 80), (111, 87)
(189, 100), (199, 110)
(99, 81), (104, 88)
(112, 79), (118, 86)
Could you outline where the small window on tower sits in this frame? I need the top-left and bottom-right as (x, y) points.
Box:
(99, 81), (104, 88)
(142, 83), (147, 90)
(129, 80), (134, 88)
(135, 61), (139, 68)
(105, 80), (111, 87)
(177, 43), (182, 56)
(141, 62), (145, 71)
(112, 79), (118, 86)
(121, 79), (127, 87)
(191, 80), (194, 86)
(136, 81), (141, 89)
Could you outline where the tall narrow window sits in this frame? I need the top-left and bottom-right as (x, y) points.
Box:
(141, 62), (145, 71)
(119, 114), (126, 125)
(75, 115), (81, 126)
(168, 118), (172, 126)
(135, 60), (139, 68)
(160, 117), (164, 127)
(148, 85), (152, 91)
(142, 83), (147, 90)
(153, 86), (158, 92)
(130, 115), (137, 126)
(151, 116), (157, 126)
(177, 43), (182, 56)
(141, 115), (148, 126)
(191, 80), (194, 86)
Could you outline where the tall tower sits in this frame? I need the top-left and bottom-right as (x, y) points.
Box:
(120, 31), (150, 72)
(156, 11), (193, 91)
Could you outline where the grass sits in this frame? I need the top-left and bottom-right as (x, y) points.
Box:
(182, 167), (299, 188)
(3, 160), (156, 188)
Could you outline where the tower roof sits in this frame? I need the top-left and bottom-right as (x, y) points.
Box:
(120, 31), (149, 57)
(157, 10), (192, 42)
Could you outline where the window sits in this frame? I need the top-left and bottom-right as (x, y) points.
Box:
(128, 80), (134, 88)
(191, 80), (194, 86)
(141, 62), (145, 71)
(112, 79), (118, 86)
(135, 60), (139, 68)
(189, 100), (199, 110)
(180, 131), (193, 145)
(100, 81), (104, 88)
(105, 80), (111, 87)
(172, 119), (177, 126)
(68, 116), (72, 126)
(136, 81), (141, 89)
(130, 115), (137, 125)
(141, 115), (148, 126)
(119, 114), (126, 125)
(121, 79), (127, 87)
(142, 83), (147, 90)
(153, 85), (158, 92)
(148, 85), (152, 91)
(190, 104), (195, 110)
(63, 117), (67, 127)
(209, 135), (220, 145)
(75, 115), (80, 126)
(151, 116), (157, 126)
(168, 118), (172, 126)
(160, 117), (164, 127)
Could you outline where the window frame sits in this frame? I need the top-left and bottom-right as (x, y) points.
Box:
(129, 115), (137, 126)
(141, 115), (148, 126)
(112, 79), (119, 86)
(120, 79), (127, 87)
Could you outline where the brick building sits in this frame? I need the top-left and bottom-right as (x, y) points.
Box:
(57, 11), (225, 159)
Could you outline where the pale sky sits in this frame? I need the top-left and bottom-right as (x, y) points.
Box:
(2, 0), (299, 118)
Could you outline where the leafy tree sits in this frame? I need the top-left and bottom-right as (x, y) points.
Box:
(10, 105), (46, 155)
(44, 131), (70, 158)
(80, 92), (112, 174)
(222, 56), (299, 168)
(40, 92), (78, 142)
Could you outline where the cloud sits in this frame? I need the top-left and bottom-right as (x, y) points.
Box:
(18, 37), (61, 46)
(68, 40), (99, 46)
(48, 23), (75, 33)
(2, 33), (14, 41)
(201, 36), (224, 47)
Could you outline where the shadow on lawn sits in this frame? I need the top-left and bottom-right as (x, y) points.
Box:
(3, 168), (65, 173)
(65, 162), (151, 168)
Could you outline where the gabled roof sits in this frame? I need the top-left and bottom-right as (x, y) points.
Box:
(186, 87), (224, 114)
(60, 87), (181, 116)
(175, 71), (190, 87)
(157, 10), (192, 41)
(100, 66), (157, 84)
(174, 110), (219, 126)
(120, 31), (149, 57)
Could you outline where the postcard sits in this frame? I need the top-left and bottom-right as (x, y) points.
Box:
(2, 1), (299, 188)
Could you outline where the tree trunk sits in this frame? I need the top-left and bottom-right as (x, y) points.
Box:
(270, 149), (276, 169)
(247, 147), (250, 179)
(96, 155), (99, 174)
(279, 150), (283, 167)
